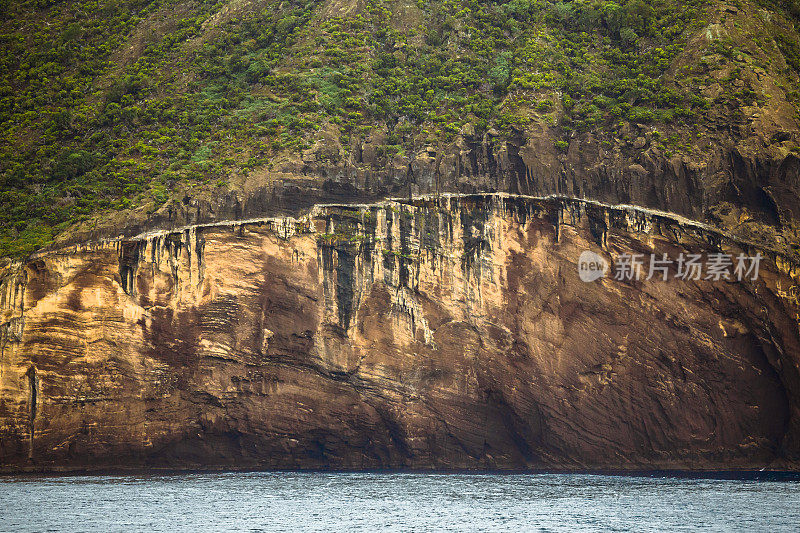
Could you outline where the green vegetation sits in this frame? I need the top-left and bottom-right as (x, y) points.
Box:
(1, 0), (799, 257)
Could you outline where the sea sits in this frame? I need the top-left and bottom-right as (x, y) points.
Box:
(1, 471), (799, 531)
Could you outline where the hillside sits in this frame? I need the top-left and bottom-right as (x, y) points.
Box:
(1, 0), (800, 257)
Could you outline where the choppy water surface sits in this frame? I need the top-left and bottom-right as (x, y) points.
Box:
(1, 472), (799, 532)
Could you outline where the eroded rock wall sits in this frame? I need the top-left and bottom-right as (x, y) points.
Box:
(57, 138), (800, 255)
(2, 194), (800, 471)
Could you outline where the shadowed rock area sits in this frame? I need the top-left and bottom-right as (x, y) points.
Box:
(1, 193), (800, 472)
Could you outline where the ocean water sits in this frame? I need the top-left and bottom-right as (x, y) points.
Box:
(1, 472), (799, 532)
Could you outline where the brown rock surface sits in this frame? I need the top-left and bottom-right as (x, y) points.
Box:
(2, 194), (800, 472)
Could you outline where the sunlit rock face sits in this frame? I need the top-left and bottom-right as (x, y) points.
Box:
(1, 194), (800, 472)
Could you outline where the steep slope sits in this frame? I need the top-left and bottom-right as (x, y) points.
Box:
(1, 0), (799, 257)
(2, 194), (800, 471)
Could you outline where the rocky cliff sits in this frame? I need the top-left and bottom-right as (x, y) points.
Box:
(2, 193), (800, 472)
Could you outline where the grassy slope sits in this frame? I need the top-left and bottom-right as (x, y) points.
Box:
(1, 0), (799, 257)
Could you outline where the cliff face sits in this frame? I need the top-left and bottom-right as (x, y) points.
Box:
(2, 194), (800, 471)
(61, 136), (800, 261)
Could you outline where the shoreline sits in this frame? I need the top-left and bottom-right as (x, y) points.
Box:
(2, 466), (800, 481)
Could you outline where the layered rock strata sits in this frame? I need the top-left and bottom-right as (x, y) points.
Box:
(1, 193), (799, 471)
